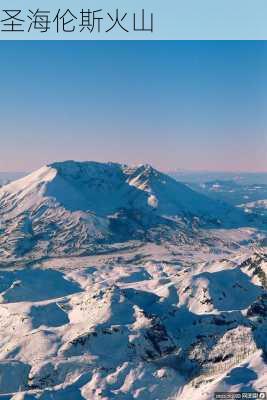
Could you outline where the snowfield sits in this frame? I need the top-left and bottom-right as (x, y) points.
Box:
(0, 161), (266, 399)
(240, 199), (267, 217)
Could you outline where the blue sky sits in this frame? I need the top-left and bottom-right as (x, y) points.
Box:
(0, 41), (266, 172)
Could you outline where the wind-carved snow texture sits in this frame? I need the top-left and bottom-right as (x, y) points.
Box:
(0, 161), (266, 399)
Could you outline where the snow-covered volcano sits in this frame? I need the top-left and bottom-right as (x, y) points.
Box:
(0, 161), (266, 399)
(0, 160), (237, 216)
(0, 161), (251, 259)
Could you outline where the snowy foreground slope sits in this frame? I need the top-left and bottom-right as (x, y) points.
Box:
(0, 161), (266, 399)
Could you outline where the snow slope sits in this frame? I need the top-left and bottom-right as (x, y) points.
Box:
(0, 161), (266, 399)
(0, 250), (265, 399)
(0, 161), (243, 218)
(0, 161), (254, 260)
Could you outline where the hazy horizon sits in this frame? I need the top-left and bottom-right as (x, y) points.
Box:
(0, 41), (266, 172)
(1, 161), (267, 175)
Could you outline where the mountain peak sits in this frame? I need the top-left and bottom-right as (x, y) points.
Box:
(48, 160), (157, 177)
(0, 160), (247, 221)
(0, 160), (251, 259)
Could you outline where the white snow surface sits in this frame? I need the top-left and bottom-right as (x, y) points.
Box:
(0, 161), (256, 260)
(240, 199), (267, 217)
(0, 161), (266, 399)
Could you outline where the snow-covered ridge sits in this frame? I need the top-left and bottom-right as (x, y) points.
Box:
(0, 160), (253, 260)
(0, 160), (244, 216)
(0, 161), (266, 398)
(0, 248), (266, 398)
